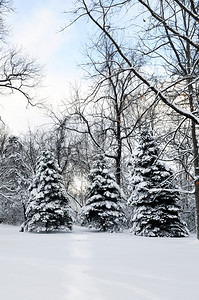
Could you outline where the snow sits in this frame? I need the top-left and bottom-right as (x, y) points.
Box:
(0, 224), (199, 300)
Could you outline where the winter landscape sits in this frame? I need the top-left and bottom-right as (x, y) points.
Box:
(1, 1), (199, 300)
(1, 224), (199, 300)
(1, 133), (198, 300)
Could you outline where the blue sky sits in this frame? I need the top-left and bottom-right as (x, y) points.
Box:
(10, 0), (87, 71)
(1, 0), (89, 134)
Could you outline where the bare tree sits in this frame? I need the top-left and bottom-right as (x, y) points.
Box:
(62, 35), (158, 188)
(0, 48), (41, 104)
(0, 1), (41, 107)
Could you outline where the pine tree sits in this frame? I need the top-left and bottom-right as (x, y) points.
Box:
(0, 136), (30, 224)
(128, 128), (189, 237)
(23, 150), (73, 232)
(81, 153), (126, 232)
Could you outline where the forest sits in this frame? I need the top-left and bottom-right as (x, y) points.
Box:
(0, 0), (199, 240)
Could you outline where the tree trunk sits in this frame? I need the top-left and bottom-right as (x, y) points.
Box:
(189, 80), (199, 239)
(195, 182), (199, 239)
(115, 116), (122, 186)
(192, 120), (199, 239)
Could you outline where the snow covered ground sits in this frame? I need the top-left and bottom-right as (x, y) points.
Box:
(0, 225), (198, 300)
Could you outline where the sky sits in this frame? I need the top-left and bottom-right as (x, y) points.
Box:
(0, 0), (88, 134)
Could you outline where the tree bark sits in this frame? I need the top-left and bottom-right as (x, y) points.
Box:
(191, 120), (199, 238)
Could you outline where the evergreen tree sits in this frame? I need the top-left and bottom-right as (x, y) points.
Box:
(0, 136), (30, 224)
(128, 128), (189, 237)
(23, 150), (73, 232)
(81, 153), (126, 232)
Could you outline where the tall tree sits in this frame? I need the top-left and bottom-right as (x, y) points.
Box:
(23, 150), (73, 233)
(80, 37), (146, 186)
(61, 39), (150, 189)
(128, 127), (189, 237)
(81, 153), (127, 232)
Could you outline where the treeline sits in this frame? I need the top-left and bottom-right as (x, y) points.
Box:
(0, 117), (194, 237)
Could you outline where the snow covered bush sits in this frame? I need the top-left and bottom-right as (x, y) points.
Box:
(23, 150), (73, 233)
(128, 127), (189, 237)
(81, 153), (127, 232)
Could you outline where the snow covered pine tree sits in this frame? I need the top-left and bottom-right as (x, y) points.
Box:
(81, 153), (126, 232)
(128, 128), (189, 237)
(0, 136), (30, 224)
(23, 150), (73, 232)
